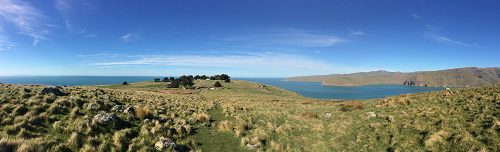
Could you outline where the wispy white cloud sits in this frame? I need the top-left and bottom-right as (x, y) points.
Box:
(120, 32), (140, 42)
(0, 34), (14, 51)
(423, 25), (475, 47)
(84, 52), (373, 76)
(349, 30), (365, 36)
(222, 28), (345, 47)
(0, 0), (49, 46)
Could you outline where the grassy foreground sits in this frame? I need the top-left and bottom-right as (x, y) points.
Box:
(0, 80), (498, 151)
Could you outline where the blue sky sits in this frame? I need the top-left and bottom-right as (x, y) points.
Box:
(0, 0), (499, 77)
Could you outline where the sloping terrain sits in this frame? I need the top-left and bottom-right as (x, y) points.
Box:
(287, 67), (500, 87)
(0, 80), (499, 151)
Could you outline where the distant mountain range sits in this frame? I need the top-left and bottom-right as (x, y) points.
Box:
(286, 67), (500, 87)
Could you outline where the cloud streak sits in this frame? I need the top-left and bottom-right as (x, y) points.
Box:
(82, 52), (372, 76)
(120, 33), (141, 42)
(422, 25), (475, 47)
(222, 28), (345, 47)
(0, 0), (49, 46)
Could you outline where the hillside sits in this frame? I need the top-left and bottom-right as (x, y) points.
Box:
(0, 80), (499, 151)
(287, 67), (500, 87)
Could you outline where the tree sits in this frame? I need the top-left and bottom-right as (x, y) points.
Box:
(122, 81), (128, 85)
(224, 78), (231, 83)
(166, 80), (180, 88)
(154, 78), (161, 82)
(179, 75), (194, 88)
(213, 81), (222, 87)
(169, 77), (175, 81)
(162, 77), (170, 82)
(220, 74), (230, 80)
(194, 75), (201, 80)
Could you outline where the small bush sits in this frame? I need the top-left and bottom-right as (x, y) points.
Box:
(300, 111), (318, 119)
(135, 106), (152, 120)
(68, 132), (83, 150)
(213, 81), (222, 87)
(122, 81), (128, 85)
(339, 102), (364, 112)
(196, 113), (210, 123)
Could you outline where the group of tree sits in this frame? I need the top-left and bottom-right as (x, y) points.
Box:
(156, 74), (231, 89)
(166, 75), (194, 88)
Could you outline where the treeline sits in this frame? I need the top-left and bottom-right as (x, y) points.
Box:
(154, 74), (231, 88)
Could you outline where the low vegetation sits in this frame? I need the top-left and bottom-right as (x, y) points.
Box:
(0, 78), (498, 151)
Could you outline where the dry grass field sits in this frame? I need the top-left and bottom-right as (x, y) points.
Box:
(0, 80), (498, 151)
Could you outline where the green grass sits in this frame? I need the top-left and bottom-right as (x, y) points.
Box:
(0, 80), (498, 151)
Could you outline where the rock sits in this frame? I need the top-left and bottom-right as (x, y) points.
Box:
(111, 105), (125, 112)
(87, 103), (99, 110)
(41, 86), (66, 96)
(366, 112), (376, 118)
(92, 113), (117, 125)
(143, 119), (151, 124)
(324, 112), (332, 118)
(155, 137), (176, 150)
(386, 115), (395, 122)
(124, 107), (135, 116)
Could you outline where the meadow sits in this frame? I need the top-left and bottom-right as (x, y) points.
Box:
(0, 80), (498, 151)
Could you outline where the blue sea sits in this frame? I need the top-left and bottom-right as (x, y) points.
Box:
(0, 76), (442, 100)
(238, 78), (443, 100)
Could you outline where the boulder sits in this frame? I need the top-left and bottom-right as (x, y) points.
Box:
(41, 86), (66, 96)
(155, 137), (176, 150)
(324, 112), (332, 118)
(111, 105), (125, 112)
(92, 113), (117, 125)
(87, 103), (99, 110)
(366, 112), (376, 118)
(124, 107), (135, 116)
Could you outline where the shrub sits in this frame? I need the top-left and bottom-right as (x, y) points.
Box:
(300, 111), (318, 119)
(224, 78), (231, 83)
(213, 81), (222, 87)
(218, 120), (232, 131)
(196, 113), (210, 123)
(68, 132), (83, 150)
(339, 102), (364, 112)
(122, 81), (128, 85)
(135, 106), (152, 120)
(13, 105), (29, 116)
(113, 129), (133, 152)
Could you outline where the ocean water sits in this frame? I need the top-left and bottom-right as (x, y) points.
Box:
(0, 76), (443, 100)
(0, 76), (156, 86)
(238, 78), (443, 100)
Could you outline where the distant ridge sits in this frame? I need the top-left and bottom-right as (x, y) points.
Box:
(287, 67), (500, 87)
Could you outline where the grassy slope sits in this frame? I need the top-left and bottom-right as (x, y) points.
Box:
(0, 80), (499, 151)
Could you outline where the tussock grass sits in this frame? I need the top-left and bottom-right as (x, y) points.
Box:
(0, 81), (498, 151)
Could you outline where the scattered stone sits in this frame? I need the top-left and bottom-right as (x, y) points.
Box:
(155, 137), (176, 150)
(143, 119), (151, 124)
(260, 85), (266, 88)
(366, 112), (377, 118)
(92, 112), (117, 125)
(324, 112), (332, 118)
(87, 103), (99, 110)
(41, 86), (66, 96)
(246, 143), (261, 150)
(111, 105), (125, 112)
(386, 115), (395, 122)
(124, 107), (135, 116)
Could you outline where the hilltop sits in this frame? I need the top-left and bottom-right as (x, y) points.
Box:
(0, 80), (498, 151)
(287, 67), (500, 87)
